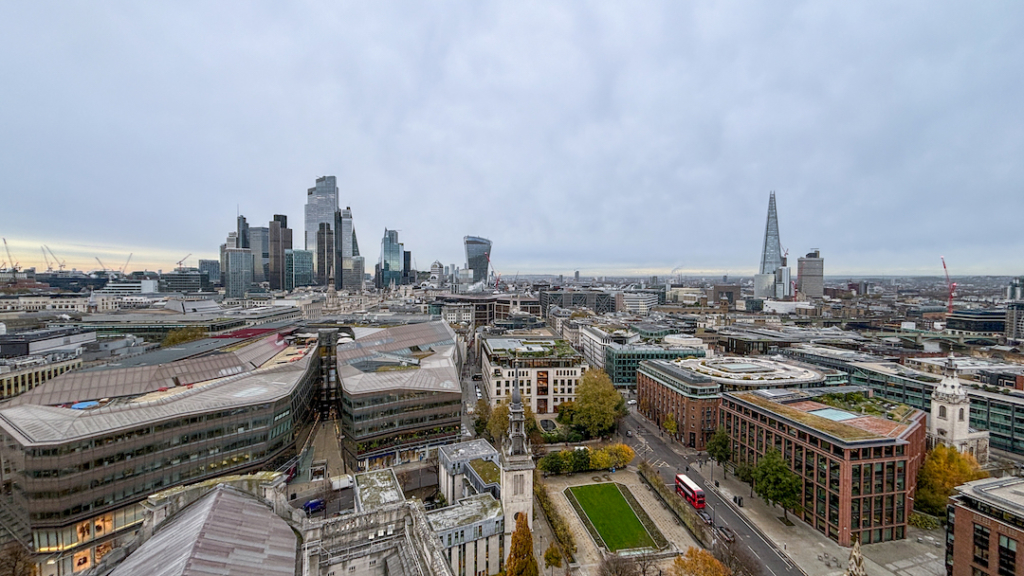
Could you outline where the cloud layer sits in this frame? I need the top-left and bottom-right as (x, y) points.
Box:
(1, 2), (1022, 276)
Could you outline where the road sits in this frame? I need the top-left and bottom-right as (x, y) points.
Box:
(620, 410), (803, 576)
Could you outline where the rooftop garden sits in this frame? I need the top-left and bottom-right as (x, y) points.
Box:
(469, 458), (501, 484)
(739, 393), (882, 442)
(817, 392), (914, 422)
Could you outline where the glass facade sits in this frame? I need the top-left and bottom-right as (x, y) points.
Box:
(285, 249), (315, 291)
(304, 175), (339, 251)
(379, 229), (404, 289)
(223, 248), (253, 299)
(464, 236), (491, 284)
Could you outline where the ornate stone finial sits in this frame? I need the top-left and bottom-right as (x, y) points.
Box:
(844, 540), (867, 576)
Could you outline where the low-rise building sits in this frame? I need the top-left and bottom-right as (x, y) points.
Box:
(721, 387), (927, 546)
(480, 336), (587, 415)
(0, 356), (82, 400)
(603, 343), (706, 388)
(946, 476), (1024, 576)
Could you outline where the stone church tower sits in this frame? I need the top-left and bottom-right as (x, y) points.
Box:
(928, 355), (989, 464)
(500, 371), (535, 553)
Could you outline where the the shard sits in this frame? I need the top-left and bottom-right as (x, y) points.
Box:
(759, 191), (783, 274)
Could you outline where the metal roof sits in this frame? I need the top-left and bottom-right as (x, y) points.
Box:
(108, 485), (296, 576)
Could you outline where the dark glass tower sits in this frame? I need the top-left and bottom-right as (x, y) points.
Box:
(464, 236), (492, 284)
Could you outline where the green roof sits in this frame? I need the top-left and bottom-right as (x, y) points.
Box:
(737, 392), (881, 442)
(469, 458), (501, 484)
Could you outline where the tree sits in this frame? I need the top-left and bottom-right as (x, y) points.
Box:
(735, 462), (755, 497)
(556, 401), (577, 425)
(706, 427), (732, 478)
(506, 513), (539, 576)
(917, 444), (988, 516)
(604, 443), (636, 468)
(752, 449), (802, 521)
(488, 402), (510, 443)
(663, 413), (678, 436)
(634, 548), (659, 576)
(539, 451), (566, 474)
(161, 326), (206, 346)
(574, 370), (624, 438)
(544, 542), (562, 575)
(714, 540), (761, 576)
(474, 399), (492, 437)
(525, 405), (544, 446)
(0, 543), (37, 576)
(598, 555), (638, 576)
(673, 547), (731, 576)
(570, 447), (591, 472)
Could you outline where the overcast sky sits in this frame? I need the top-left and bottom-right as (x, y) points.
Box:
(1, 2), (1022, 277)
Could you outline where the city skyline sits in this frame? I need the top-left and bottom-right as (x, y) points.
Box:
(2, 3), (1023, 276)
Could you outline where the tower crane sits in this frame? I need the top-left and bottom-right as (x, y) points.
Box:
(941, 256), (957, 314)
(121, 253), (133, 275)
(95, 257), (109, 272)
(176, 253), (192, 270)
(2, 238), (19, 272)
(44, 246), (66, 271)
(42, 247), (53, 272)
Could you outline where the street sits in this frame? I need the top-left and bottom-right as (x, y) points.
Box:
(621, 411), (803, 576)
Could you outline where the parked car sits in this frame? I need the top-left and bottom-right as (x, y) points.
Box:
(716, 526), (736, 543)
(698, 510), (713, 526)
(303, 499), (326, 514)
(472, 374), (482, 381)
(627, 399), (637, 405)
(626, 430), (633, 437)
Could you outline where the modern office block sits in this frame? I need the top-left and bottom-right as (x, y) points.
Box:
(463, 236), (491, 284)
(377, 229), (403, 289)
(304, 176), (338, 251)
(268, 215), (292, 291)
(798, 250), (824, 298)
(284, 249), (314, 291)
(223, 248), (253, 298)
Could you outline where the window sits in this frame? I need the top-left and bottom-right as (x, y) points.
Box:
(960, 407), (966, 422)
(999, 535), (1017, 576)
(939, 406), (947, 419)
(975, 524), (991, 567)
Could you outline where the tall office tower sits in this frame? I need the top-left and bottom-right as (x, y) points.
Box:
(334, 207), (364, 291)
(198, 259), (220, 284)
(574, 270), (579, 282)
(316, 222), (334, 286)
(268, 214), (292, 290)
(377, 229), (404, 289)
(797, 250), (825, 298)
(1007, 303), (1024, 342)
(304, 176), (338, 250)
(236, 215), (250, 249)
(1009, 277), (1024, 301)
(755, 192), (784, 298)
(248, 226), (269, 283)
(464, 236), (492, 284)
(284, 249), (314, 291)
(402, 250), (413, 285)
(223, 248), (253, 298)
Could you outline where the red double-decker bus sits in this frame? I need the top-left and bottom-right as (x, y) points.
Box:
(675, 473), (705, 509)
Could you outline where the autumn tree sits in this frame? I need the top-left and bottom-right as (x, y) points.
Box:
(544, 542), (562, 576)
(605, 443), (636, 468)
(706, 427), (732, 478)
(0, 543), (37, 576)
(663, 413), (678, 436)
(161, 326), (206, 347)
(917, 444), (988, 516)
(474, 399), (492, 437)
(506, 513), (539, 576)
(752, 449), (802, 521)
(673, 547), (731, 576)
(574, 370), (626, 439)
(590, 448), (614, 470)
(488, 402), (510, 443)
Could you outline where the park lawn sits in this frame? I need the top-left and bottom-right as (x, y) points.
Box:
(569, 483), (655, 551)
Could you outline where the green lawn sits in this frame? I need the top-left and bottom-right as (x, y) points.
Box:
(569, 483), (655, 551)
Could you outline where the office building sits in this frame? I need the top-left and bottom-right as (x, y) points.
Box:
(946, 477), (1024, 576)
(637, 359), (720, 449)
(198, 259), (220, 284)
(1009, 303), (1024, 343)
(480, 336), (587, 415)
(616, 291), (659, 316)
(0, 329), (319, 574)
(377, 229), (404, 289)
(403, 250), (414, 285)
(946, 310), (1006, 336)
(157, 269), (210, 293)
(268, 215), (292, 291)
(284, 249), (314, 291)
(0, 357), (82, 401)
(755, 191), (784, 298)
(721, 387), (926, 546)
(223, 247), (253, 298)
(604, 343), (706, 388)
(798, 250), (824, 298)
(304, 175), (339, 251)
(315, 222), (334, 286)
(538, 290), (616, 317)
(248, 226), (270, 283)
(463, 236), (491, 284)
(335, 207), (364, 292)
(236, 215), (249, 250)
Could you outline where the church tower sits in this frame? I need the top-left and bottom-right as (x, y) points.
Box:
(500, 361), (535, 555)
(929, 355), (972, 448)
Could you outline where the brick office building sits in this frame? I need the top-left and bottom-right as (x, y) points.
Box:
(720, 387), (926, 546)
(637, 359), (720, 450)
(947, 477), (1024, 576)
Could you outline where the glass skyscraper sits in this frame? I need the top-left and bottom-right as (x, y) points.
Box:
(464, 236), (491, 284)
(304, 176), (338, 251)
(285, 249), (315, 291)
(378, 229), (404, 289)
(335, 207), (364, 291)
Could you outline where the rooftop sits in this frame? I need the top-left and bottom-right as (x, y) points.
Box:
(355, 469), (405, 511)
(426, 493), (503, 531)
(680, 356), (825, 386)
(955, 476), (1024, 519)
(469, 458), (501, 485)
(438, 439), (499, 464)
(730, 387), (921, 444)
(482, 337), (579, 359)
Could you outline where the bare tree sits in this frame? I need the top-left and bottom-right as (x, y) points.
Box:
(633, 548), (659, 576)
(599, 556), (638, 576)
(714, 541), (762, 576)
(0, 542), (37, 576)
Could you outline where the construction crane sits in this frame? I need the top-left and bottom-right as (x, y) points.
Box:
(95, 257), (109, 273)
(941, 256), (957, 314)
(2, 238), (18, 271)
(44, 245), (66, 271)
(121, 253), (133, 275)
(42, 247), (53, 272)
(176, 253), (192, 270)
